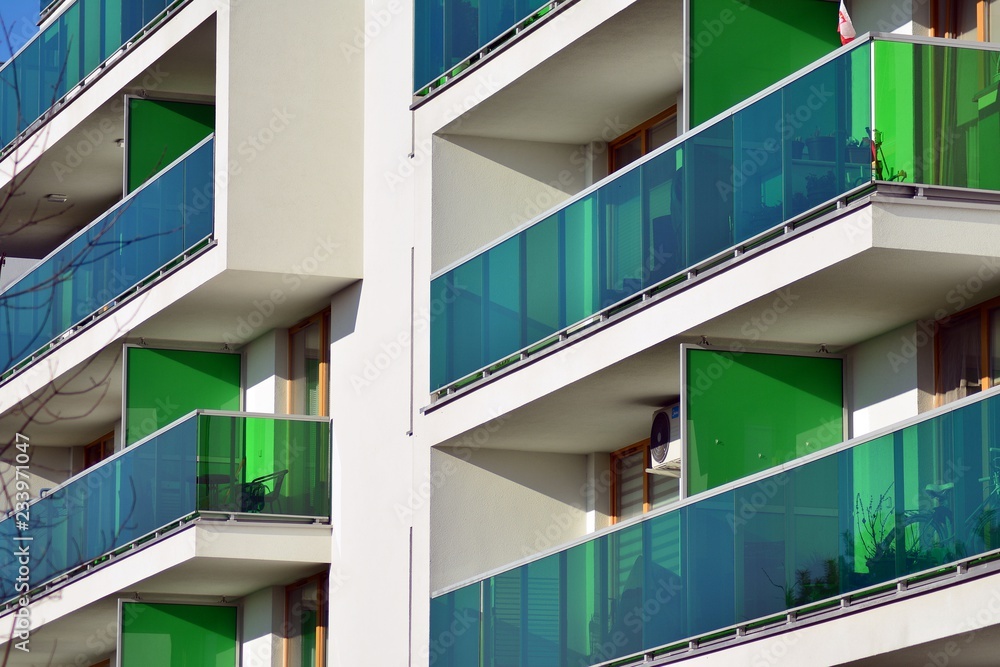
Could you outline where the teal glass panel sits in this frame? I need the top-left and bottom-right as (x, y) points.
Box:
(0, 0), (173, 152)
(430, 44), (872, 391)
(0, 414), (198, 602)
(121, 602), (237, 667)
(0, 412), (329, 602)
(0, 138), (214, 379)
(431, 363), (1000, 666)
(875, 40), (1000, 190)
(414, 0), (549, 89)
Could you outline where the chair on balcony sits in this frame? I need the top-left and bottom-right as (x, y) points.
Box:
(241, 470), (288, 513)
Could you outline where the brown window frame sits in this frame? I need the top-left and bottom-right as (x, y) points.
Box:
(610, 439), (653, 523)
(83, 431), (115, 470)
(929, 0), (990, 39)
(284, 571), (328, 667)
(288, 308), (330, 417)
(934, 294), (1000, 406)
(607, 106), (678, 175)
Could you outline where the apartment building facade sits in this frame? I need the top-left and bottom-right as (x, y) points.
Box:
(4, 0), (1000, 666)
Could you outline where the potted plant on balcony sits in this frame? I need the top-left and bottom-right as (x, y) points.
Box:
(791, 137), (806, 160)
(846, 137), (872, 164)
(805, 130), (836, 162)
(805, 170), (837, 205)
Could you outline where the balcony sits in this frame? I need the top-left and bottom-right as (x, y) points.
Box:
(430, 382), (1000, 667)
(414, 0), (557, 96)
(429, 34), (1000, 397)
(0, 135), (214, 381)
(0, 410), (331, 605)
(1, 0), (189, 154)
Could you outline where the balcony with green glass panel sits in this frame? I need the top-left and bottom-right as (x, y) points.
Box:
(430, 377), (1000, 667)
(0, 411), (331, 604)
(0, 135), (215, 381)
(430, 35), (1000, 397)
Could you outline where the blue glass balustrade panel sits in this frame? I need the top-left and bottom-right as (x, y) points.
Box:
(0, 138), (214, 378)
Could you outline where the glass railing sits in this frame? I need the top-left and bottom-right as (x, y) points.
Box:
(431, 385), (1000, 667)
(0, 411), (331, 603)
(2, 0), (179, 151)
(0, 136), (214, 380)
(429, 35), (1000, 394)
(415, 0), (551, 93)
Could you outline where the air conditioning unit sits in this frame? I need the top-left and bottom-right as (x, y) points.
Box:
(648, 403), (681, 478)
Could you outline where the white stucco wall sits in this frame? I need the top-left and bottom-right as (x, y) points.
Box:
(244, 329), (288, 414)
(429, 446), (589, 592)
(242, 586), (283, 667)
(847, 323), (922, 439)
(851, 0), (928, 36)
(431, 134), (587, 273)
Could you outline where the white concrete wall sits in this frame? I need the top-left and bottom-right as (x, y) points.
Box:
(852, 0), (926, 36)
(245, 329), (288, 414)
(222, 1), (363, 281)
(431, 135), (587, 272)
(326, 1), (415, 666)
(0, 258), (40, 292)
(242, 586), (283, 667)
(430, 446), (590, 591)
(0, 445), (73, 511)
(847, 323), (922, 439)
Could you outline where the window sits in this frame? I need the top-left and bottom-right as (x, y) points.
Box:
(83, 432), (114, 470)
(930, 0), (1000, 40)
(286, 573), (327, 667)
(289, 309), (330, 416)
(936, 297), (1000, 405)
(608, 107), (678, 174)
(610, 439), (679, 523)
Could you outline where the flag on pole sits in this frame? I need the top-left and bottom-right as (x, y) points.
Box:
(838, 1), (856, 45)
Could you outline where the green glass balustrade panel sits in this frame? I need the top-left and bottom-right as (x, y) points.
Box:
(874, 40), (1000, 190)
(431, 389), (1000, 666)
(414, 0), (549, 90)
(125, 345), (240, 445)
(686, 349), (844, 496)
(689, 0), (841, 127)
(0, 0), (176, 152)
(196, 415), (331, 517)
(120, 602), (237, 667)
(429, 44), (872, 391)
(127, 98), (215, 192)
(0, 139), (214, 380)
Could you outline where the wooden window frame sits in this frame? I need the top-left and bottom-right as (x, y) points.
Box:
(929, 0), (989, 39)
(610, 439), (653, 523)
(83, 431), (115, 470)
(288, 308), (330, 417)
(284, 571), (328, 667)
(934, 294), (1000, 406)
(607, 106), (678, 175)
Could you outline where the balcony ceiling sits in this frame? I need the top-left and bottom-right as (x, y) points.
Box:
(0, 18), (216, 259)
(441, 0), (683, 144)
